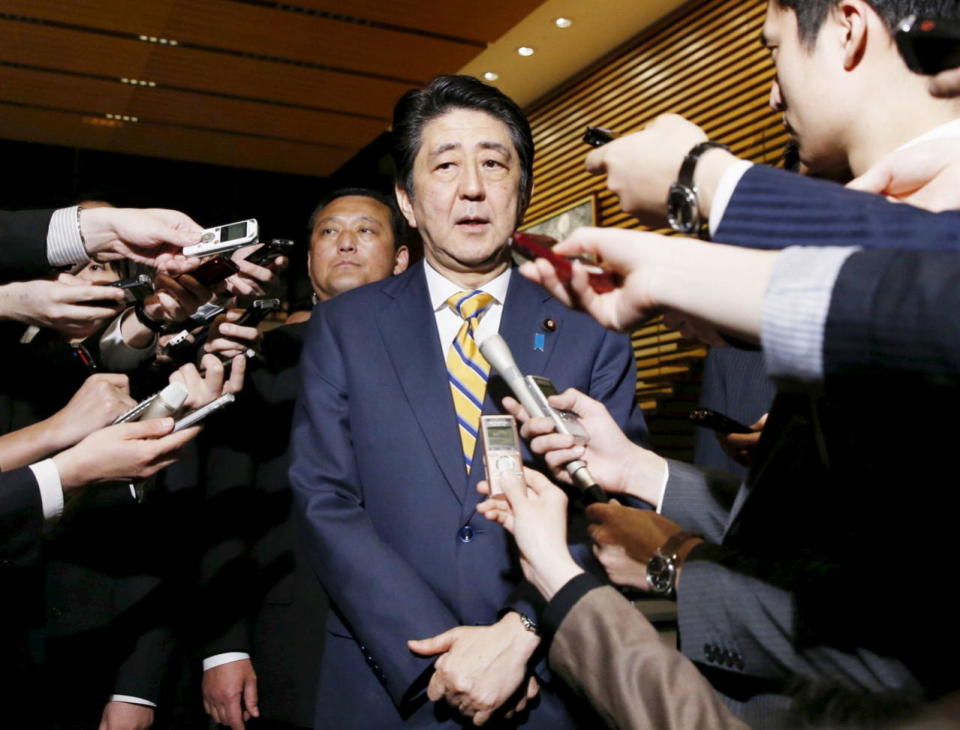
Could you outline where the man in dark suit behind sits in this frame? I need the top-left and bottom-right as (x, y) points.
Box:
(289, 75), (646, 728)
(197, 187), (410, 730)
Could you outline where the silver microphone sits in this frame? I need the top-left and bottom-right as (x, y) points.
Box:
(480, 334), (608, 503)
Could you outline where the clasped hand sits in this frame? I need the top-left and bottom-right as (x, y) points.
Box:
(408, 611), (540, 725)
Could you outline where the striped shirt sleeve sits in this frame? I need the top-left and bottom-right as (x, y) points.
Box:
(761, 246), (859, 381)
(47, 206), (91, 267)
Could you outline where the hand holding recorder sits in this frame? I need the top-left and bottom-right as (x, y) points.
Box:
(79, 206), (204, 273)
(503, 387), (667, 506)
(477, 468), (584, 601)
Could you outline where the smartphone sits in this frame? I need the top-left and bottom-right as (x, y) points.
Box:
(524, 375), (589, 445)
(896, 15), (960, 74)
(189, 256), (240, 288)
(480, 415), (523, 495)
(689, 407), (752, 435)
(233, 298), (280, 328)
(245, 239), (294, 266)
(184, 219), (259, 258)
(583, 126), (616, 147)
(511, 232), (616, 293)
(173, 393), (235, 432)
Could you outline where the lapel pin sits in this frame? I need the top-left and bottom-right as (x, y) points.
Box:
(533, 333), (545, 352)
(543, 318), (557, 332)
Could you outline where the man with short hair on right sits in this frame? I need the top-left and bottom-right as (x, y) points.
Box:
(198, 187), (409, 730)
(537, 0), (960, 726)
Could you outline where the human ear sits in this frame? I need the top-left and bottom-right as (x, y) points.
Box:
(837, 0), (869, 71)
(395, 186), (418, 229)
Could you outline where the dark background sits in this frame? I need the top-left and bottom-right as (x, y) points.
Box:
(0, 133), (397, 306)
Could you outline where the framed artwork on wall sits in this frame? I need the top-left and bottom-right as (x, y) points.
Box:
(519, 194), (596, 241)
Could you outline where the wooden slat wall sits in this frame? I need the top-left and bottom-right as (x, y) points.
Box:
(521, 0), (786, 458)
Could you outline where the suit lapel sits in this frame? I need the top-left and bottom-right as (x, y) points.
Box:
(495, 271), (559, 381)
(467, 272), (559, 498)
(377, 263), (467, 502)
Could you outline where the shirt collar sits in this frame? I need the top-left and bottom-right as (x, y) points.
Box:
(898, 116), (960, 150)
(424, 259), (512, 313)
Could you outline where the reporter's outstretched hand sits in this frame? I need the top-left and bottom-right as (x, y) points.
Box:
(80, 207), (203, 273)
(170, 353), (245, 410)
(47, 373), (135, 449)
(204, 309), (263, 361)
(222, 244), (287, 299)
(502, 388), (666, 505)
(717, 413), (767, 467)
(143, 273), (212, 323)
(847, 137), (960, 211)
(584, 114), (710, 225)
(518, 226), (662, 333)
(52, 417), (200, 491)
(477, 468), (583, 601)
(0, 273), (125, 336)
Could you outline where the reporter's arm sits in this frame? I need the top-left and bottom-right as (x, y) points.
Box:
(546, 578), (748, 730)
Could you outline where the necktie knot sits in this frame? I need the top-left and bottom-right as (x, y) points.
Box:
(448, 290), (493, 323)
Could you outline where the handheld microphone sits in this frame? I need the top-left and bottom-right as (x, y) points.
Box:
(479, 334), (608, 504)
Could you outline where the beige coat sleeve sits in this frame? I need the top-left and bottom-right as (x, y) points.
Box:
(548, 586), (748, 730)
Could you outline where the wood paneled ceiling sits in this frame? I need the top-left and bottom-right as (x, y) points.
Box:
(0, 0), (547, 176)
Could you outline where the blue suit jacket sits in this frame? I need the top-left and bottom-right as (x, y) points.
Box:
(290, 262), (646, 728)
(715, 164), (960, 250)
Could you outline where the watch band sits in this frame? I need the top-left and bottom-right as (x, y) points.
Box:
(667, 141), (729, 239)
(517, 612), (539, 636)
(646, 530), (703, 596)
(134, 301), (165, 333)
(658, 530), (702, 563)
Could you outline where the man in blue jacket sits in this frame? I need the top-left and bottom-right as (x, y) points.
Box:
(289, 74), (646, 729)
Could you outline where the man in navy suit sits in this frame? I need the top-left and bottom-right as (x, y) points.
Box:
(289, 75), (646, 728)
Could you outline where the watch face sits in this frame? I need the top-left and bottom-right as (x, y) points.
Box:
(646, 554), (675, 595)
(666, 184), (699, 234)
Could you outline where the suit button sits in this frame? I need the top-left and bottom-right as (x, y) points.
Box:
(720, 649), (732, 666)
(735, 653), (745, 670)
(51, 607), (64, 619)
(458, 525), (474, 543)
(703, 644), (715, 662)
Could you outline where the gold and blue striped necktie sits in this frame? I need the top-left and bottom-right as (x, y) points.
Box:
(445, 290), (494, 473)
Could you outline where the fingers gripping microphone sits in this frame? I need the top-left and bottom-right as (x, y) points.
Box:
(479, 334), (608, 504)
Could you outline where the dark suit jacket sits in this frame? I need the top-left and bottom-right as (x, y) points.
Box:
(823, 248), (960, 386)
(290, 262), (646, 728)
(0, 466), (43, 567)
(0, 208), (57, 282)
(714, 164), (960, 251)
(198, 322), (327, 727)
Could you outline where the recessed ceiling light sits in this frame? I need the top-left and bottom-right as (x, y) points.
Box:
(517, 46), (535, 57)
(483, 71), (499, 81)
(554, 17), (573, 28)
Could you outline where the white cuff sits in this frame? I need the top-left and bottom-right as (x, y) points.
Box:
(203, 652), (251, 671)
(653, 461), (670, 514)
(761, 246), (859, 382)
(29, 459), (63, 521)
(109, 695), (157, 708)
(47, 206), (91, 267)
(708, 160), (753, 238)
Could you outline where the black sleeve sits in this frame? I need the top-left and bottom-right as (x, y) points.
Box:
(0, 209), (57, 282)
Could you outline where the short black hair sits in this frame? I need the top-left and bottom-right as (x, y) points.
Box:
(308, 187), (407, 250)
(776, 0), (960, 48)
(391, 74), (535, 227)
